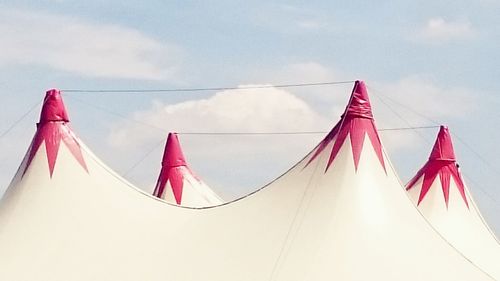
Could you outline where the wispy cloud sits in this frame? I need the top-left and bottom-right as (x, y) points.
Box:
(373, 76), (477, 119)
(107, 86), (330, 196)
(108, 85), (329, 149)
(296, 20), (325, 30)
(253, 4), (332, 33)
(0, 7), (182, 80)
(369, 76), (478, 155)
(415, 18), (476, 44)
(246, 62), (350, 117)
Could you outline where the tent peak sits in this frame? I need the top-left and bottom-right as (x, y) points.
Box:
(343, 80), (373, 120)
(429, 125), (456, 162)
(406, 125), (468, 207)
(22, 89), (87, 177)
(161, 132), (187, 168)
(39, 88), (69, 124)
(153, 132), (222, 206)
(306, 80), (385, 172)
(153, 132), (190, 204)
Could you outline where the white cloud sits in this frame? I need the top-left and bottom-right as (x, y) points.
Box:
(254, 4), (333, 33)
(246, 62), (352, 117)
(371, 76), (476, 120)
(367, 76), (476, 150)
(108, 86), (329, 149)
(297, 19), (325, 29)
(415, 18), (476, 44)
(107, 86), (330, 197)
(0, 7), (182, 80)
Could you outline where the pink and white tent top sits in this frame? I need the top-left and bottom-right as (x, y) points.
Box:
(0, 83), (495, 280)
(152, 132), (222, 207)
(406, 125), (500, 279)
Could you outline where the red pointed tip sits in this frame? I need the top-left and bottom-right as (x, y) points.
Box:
(344, 80), (373, 120)
(40, 89), (69, 123)
(22, 89), (88, 178)
(429, 125), (456, 161)
(306, 81), (385, 173)
(408, 126), (469, 208)
(162, 132), (187, 168)
(154, 133), (190, 203)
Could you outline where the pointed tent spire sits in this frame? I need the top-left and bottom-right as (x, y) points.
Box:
(153, 133), (187, 204)
(22, 89), (87, 177)
(39, 89), (69, 123)
(306, 80), (385, 172)
(406, 126), (468, 207)
(161, 132), (187, 169)
(429, 126), (456, 161)
(153, 133), (212, 205)
(343, 80), (374, 119)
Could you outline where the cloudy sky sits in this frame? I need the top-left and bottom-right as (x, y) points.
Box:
(0, 1), (499, 233)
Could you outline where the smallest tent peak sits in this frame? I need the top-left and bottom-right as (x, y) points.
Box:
(429, 125), (456, 161)
(39, 89), (69, 124)
(161, 133), (187, 168)
(343, 80), (373, 120)
(406, 125), (467, 207)
(153, 133), (222, 207)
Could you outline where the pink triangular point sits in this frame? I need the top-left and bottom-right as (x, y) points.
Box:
(306, 80), (385, 173)
(40, 89), (69, 123)
(22, 89), (87, 177)
(153, 133), (192, 204)
(406, 126), (468, 208)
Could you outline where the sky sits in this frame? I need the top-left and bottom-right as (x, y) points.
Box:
(0, 1), (499, 234)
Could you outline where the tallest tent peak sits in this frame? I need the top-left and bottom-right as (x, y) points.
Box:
(306, 80), (385, 172)
(429, 125), (456, 161)
(39, 89), (69, 124)
(344, 80), (373, 120)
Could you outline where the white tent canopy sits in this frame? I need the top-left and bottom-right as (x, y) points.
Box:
(406, 125), (500, 279)
(152, 132), (223, 207)
(0, 83), (494, 280)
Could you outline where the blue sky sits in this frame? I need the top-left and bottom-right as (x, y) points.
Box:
(0, 1), (499, 233)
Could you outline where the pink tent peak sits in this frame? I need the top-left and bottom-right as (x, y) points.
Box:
(406, 126), (468, 208)
(39, 89), (69, 123)
(429, 126), (456, 161)
(306, 80), (385, 172)
(22, 89), (87, 177)
(162, 132), (187, 168)
(153, 133), (199, 204)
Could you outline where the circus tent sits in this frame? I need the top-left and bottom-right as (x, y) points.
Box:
(406, 125), (500, 279)
(152, 132), (223, 207)
(0, 82), (494, 280)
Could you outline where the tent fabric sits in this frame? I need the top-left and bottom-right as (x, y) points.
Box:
(406, 125), (500, 279)
(0, 81), (494, 280)
(152, 132), (223, 207)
